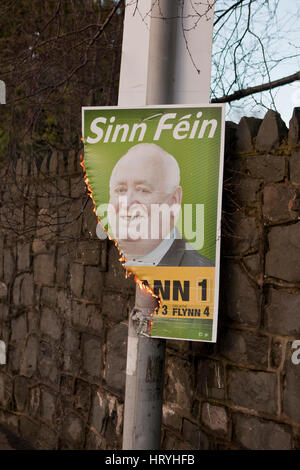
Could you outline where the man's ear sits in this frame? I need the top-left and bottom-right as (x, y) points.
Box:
(171, 186), (182, 206)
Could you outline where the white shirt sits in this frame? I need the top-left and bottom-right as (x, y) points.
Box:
(125, 228), (176, 267)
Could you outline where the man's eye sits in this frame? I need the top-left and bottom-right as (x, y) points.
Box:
(138, 187), (150, 193)
(116, 187), (126, 193)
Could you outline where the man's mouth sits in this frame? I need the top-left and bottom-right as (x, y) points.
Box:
(120, 214), (146, 223)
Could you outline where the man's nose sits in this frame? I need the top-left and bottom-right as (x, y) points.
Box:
(126, 188), (140, 207)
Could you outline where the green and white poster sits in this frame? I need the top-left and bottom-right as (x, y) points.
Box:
(82, 105), (225, 342)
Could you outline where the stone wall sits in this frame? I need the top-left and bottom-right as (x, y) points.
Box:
(0, 108), (300, 450)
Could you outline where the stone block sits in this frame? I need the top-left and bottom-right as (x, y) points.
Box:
(24, 204), (37, 232)
(222, 211), (259, 256)
(14, 376), (29, 412)
(0, 410), (19, 434)
(270, 339), (282, 369)
(75, 240), (100, 265)
(105, 323), (127, 392)
(246, 154), (286, 182)
(33, 253), (55, 286)
(236, 117), (262, 152)
(13, 273), (34, 306)
(20, 335), (38, 378)
(63, 327), (80, 373)
(17, 243), (31, 271)
(27, 309), (39, 333)
(196, 359), (225, 400)
(201, 402), (228, 435)
(165, 356), (194, 409)
(59, 199), (83, 239)
(61, 413), (84, 449)
(41, 389), (56, 423)
(40, 307), (61, 341)
(21, 273), (34, 305)
(60, 375), (75, 396)
(19, 417), (40, 445)
(90, 391), (107, 434)
(71, 301), (102, 333)
(83, 266), (103, 302)
(70, 263), (84, 297)
(104, 243), (135, 292)
(228, 368), (277, 414)
(0, 374), (13, 407)
(35, 208), (57, 241)
(3, 248), (15, 284)
(57, 289), (71, 317)
(85, 431), (106, 450)
(0, 237), (3, 279)
(71, 176), (86, 198)
(288, 107), (300, 145)
(57, 150), (67, 174)
(220, 261), (261, 326)
(256, 110), (288, 152)
(11, 315), (27, 344)
(233, 414), (291, 450)
(182, 419), (209, 450)
(82, 333), (102, 377)
(168, 338), (192, 354)
(101, 292), (128, 323)
(162, 405), (182, 431)
(163, 433), (193, 451)
(82, 198), (98, 237)
(38, 341), (59, 385)
(217, 328), (268, 367)
(56, 246), (69, 286)
(41, 287), (57, 306)
(49, 152), (58, 175)
(265, 222), (300, 282)
(67, 149), (77, 174)
(29, 386), (41, 419)
(74, 380), (91, 414)
(0, 282), (8, 300)
(230, 174), (260, 204)
(265, 288), (300, 336)
(36, 424), (58, 450)
(0, 303), (8, 322)
(56, 177), (70, 200)
(225, 121), (237, 155)
(263, 184), (297, 222)
(12, 276), (24, 305)
(290, 150), (300, 185)
(282, 345), (300, 422)
(103, 395), (123, 440)
(242, 253), (261, 277)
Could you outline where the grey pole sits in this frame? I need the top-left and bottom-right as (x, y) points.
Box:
(119, 0), (215, 450)
(121, 0), (178, 451)
(122, 285), (165, 450)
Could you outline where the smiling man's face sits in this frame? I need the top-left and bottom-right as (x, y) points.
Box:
(108, 144), (182, 257)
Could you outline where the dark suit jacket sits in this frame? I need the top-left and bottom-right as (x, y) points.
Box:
(158, 238), (215, 267)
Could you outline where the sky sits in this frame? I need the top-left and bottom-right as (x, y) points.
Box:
(269, 0), (300, 125)
(212, 0), (300, 126)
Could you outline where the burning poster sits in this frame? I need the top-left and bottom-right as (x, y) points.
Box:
(82, 105), (225, 342)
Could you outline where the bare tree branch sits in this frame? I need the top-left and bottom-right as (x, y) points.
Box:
(212, 70), (300, 103)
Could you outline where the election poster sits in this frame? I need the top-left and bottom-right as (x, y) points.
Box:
(82, 105), (225, 342)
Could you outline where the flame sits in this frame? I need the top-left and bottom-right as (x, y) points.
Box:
(80, 142), (159, 333)
(132, 273), (161, 321)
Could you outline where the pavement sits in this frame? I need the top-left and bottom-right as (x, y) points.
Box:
(0, 423), (35, 450)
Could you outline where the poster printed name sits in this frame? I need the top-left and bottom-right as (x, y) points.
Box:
(86, 111), (217, 144)
(82, 105), (225, 342)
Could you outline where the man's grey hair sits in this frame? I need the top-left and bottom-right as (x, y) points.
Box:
(110, 143), (180, 194)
